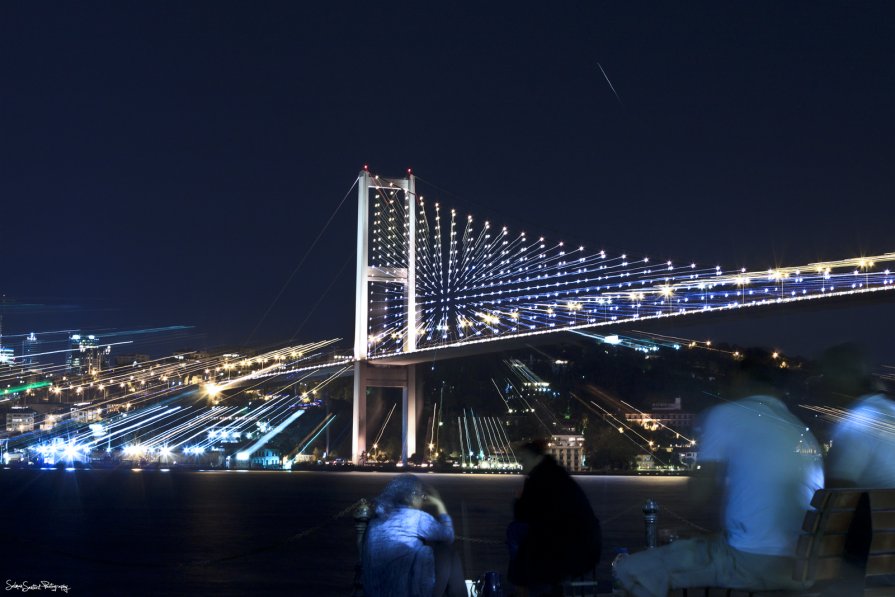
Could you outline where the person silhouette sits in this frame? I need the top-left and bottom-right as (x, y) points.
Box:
(818, 343), (895, 489)
(363, 474), (465, 597)
(507, 439), (601, 596)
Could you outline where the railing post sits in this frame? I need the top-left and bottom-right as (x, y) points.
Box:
(354, 498), (372, 557)
(643, 498), (659, 549)
(353, 498), (373, 595)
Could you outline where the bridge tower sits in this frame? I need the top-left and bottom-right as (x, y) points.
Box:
(352, 168), (422, 464)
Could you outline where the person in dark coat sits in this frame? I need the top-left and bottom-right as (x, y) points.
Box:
(507, 440), (602, 596)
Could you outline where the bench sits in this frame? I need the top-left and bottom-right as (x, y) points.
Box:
(670, 488), (895, 597)
(866, 489), (895, 596)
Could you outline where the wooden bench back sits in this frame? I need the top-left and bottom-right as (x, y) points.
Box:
(865, 488), (895, 596)
(793, 488), (864, 585)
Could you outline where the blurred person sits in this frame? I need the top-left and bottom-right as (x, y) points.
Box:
(507, 439), (602, 596)
(363, 474), (465, 597)
(818, 343), (895, 488)
(614, 357), (824, 597)
(817, 344), (895, 590)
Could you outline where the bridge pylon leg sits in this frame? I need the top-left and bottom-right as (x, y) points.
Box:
(401, 364), (423, 464)
(352, 361), (368, 464)
(352, 362), (422, 465)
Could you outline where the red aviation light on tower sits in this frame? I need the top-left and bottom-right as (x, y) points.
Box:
(363, 164), (369, 171)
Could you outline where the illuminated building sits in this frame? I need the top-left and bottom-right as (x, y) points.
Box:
(250, 448), (282, 469)
(71, 402), (102, 423)
(21, 332), (38, 365)
(39, 414), (58, 431)
(547, 434), (585, 472)
(66, 334), (109, 374)
(624, 397), (695, 431)
(6, 407), (36, 432)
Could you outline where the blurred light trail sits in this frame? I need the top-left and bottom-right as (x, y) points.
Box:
(8, 340), (133, 360)
(236, 409), (305, 461)
(1, 380), (50, 395)
(91, 325), (194, 338)
(597, 62), (623, 106)
(572, 393), (673, 466)
(294, 413), (337, 459)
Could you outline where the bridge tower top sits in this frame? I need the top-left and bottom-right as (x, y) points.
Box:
(354, 168), (417, 361)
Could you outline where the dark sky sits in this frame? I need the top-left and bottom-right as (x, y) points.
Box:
(2, 2), (894, 361)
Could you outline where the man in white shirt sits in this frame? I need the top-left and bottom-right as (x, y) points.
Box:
(615, 360), (824, 597)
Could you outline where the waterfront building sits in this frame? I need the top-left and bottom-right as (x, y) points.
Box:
(624, 397), (695, 432)
(251, 448), (282, 469)
(547, 434), (585, 472)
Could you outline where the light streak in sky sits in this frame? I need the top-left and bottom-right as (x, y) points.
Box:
(7, 340), (134, 361)
(597, 62), (623, 106)
(90, 325), (194, 338)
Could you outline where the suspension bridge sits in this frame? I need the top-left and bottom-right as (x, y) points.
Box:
(345, 167), (895, 463)
(5, 168), (894, 467)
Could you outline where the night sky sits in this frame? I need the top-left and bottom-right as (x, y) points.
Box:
(2, 3), (893, 361)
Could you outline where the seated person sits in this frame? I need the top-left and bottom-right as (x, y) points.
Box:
(818, 343), (895, 488)
(508, 440), (602, 596)
(615, 359), (824, 597)
(818, 344), (895, 589)
(363, 474), (465, 597)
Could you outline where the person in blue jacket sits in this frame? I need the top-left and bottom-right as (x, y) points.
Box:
(363, 474), (465, 597)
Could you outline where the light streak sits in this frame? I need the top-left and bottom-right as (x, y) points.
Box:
(7, 341), (134, 360)
(800, 404), (895, 436)
(296, 414), (337, 456)
(373, 402), (397, 449)
(236, 409), (305, 461)
(1, 381), (51, 395)
(596, 62), (623, 106)
(462, 411), (473, 462)
(572, 394), (673, 466)
(457, 417), (466, 466)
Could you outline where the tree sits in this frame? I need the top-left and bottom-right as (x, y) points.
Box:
(585, 423), (640, 470)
